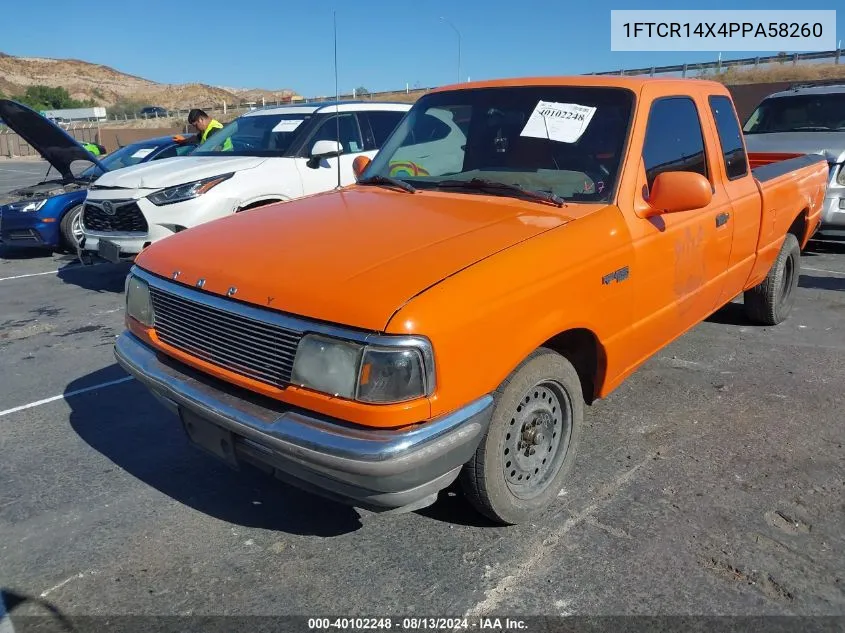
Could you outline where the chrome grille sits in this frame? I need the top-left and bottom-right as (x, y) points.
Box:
(149, 286), (302, 387)
(83, 200), (148, 232)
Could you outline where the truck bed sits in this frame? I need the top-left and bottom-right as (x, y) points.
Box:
(744, 151), (829, 288)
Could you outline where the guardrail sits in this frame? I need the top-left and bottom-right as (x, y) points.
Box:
(589, 48), (844, 77)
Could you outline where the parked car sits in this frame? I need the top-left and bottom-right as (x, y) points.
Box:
(113, 77), (829, 524)
(0, 98), (197, 252)
(743, 83), (845, 233)
(140, 106), (168, 118)
(79, 100), (411, 264)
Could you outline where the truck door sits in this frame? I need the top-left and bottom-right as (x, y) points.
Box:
(622, 91), (735, 366)
(705, 94), (761, 307)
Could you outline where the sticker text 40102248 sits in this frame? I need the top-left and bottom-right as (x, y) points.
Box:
(519, 101), (597, 144)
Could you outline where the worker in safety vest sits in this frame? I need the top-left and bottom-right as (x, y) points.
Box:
(174, 108), (233, 150)
(82, 142), (106, 156)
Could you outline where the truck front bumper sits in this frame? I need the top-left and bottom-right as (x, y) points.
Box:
(114, 332), (494, 513)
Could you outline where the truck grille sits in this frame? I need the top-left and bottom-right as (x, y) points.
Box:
(82, 201), (148, 233)
(149, 286), (302, 387)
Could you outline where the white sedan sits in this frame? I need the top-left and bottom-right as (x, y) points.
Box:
(78, 101), (411, 263)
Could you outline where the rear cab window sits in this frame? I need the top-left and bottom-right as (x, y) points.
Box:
(708, 95), (748, 180)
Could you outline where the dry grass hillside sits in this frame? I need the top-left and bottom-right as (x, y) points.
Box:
(0, 52), (298, 110)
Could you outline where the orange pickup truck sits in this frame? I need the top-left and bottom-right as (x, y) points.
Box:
(115, 76), (828, 525)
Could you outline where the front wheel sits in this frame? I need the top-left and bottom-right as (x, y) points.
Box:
(59, 204), (84, 252)
(744, 233), (800, 325)
(459, 349), (584, 525)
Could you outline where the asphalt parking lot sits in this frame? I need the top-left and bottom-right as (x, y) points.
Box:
(1, 161), (844, 622)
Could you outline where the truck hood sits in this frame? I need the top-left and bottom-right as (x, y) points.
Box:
(136, 187), (582, 331)
(0, 99), (107, 180)
(91, 155), (267, 190)
(745, 132), (845, 164)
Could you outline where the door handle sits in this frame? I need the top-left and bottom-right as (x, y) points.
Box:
(716, 212), (730, 227)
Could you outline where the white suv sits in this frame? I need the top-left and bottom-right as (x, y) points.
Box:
(78, 101), (411, 263)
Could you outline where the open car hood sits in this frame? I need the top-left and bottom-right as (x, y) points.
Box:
(0, 99), (108, 180)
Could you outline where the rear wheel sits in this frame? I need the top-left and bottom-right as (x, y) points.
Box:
(459, 348), (584, 525)
(744, 233), (800, 325)
(59, 204), (84, 252)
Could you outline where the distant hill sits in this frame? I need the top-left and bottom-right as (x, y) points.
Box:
(0, 52), (299, 110)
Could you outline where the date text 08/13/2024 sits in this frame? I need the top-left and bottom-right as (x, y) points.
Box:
(307, 617), (528, 630)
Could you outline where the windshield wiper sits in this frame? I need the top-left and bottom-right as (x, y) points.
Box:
(356, 174), (417, 193)
(790, 126), (834, 131)
(434, 178), (566, 207)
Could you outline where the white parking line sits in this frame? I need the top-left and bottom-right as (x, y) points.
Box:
(0, 263), (107, 283)
(0, 376), (134, 418)
(803, 266), (845, 276)
(0, 270), (61, 282)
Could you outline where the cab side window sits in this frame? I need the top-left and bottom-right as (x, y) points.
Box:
(642, 97), (709, 189)
(709, 95), (748, 180)
(361, 111), (406, 150)
(309, 114), (364, 154)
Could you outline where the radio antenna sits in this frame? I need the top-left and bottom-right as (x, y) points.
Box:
(333, 10), (341, 190)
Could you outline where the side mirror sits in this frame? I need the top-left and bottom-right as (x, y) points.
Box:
(644, 171), (712, 216)
(352, 155), (371, 181)
(307, 139), (343, 169)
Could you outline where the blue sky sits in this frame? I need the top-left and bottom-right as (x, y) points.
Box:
(2, 0), (842, 97)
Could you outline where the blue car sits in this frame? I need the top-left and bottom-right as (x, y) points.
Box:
(0, 99), (196, 252)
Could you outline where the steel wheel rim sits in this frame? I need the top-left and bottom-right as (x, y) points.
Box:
(70, 211), (84, 246)
(503, 380), (573, 499)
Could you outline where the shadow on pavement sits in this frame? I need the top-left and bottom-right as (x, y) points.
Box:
(56, 261), (131, 293)
(804, 237), (845, 256)
(1, 588), (75, 631)
(64, 364), (364, 537)
(704, 300), (751, 326)
(799, 274), (845, 292)
(0, 245), (57, 260)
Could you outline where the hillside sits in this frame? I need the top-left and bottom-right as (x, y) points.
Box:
(0, 52), (299, 110)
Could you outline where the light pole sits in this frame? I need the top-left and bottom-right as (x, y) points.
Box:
(440, 16), (461, 83)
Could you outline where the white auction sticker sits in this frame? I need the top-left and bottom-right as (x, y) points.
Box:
(520, 101), (597, 143)
(131, 148), (155, 159)
(272, 119), (304, 132)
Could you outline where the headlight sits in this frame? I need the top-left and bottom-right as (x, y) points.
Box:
(290, 333), (433, 403)
(7, 198), (48, 213)
(146, 173), (234, 206)
(125, 274), (155, 327)
(837, 164), (845, 186)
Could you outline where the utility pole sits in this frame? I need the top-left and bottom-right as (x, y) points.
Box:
(440, 16), (461, 83)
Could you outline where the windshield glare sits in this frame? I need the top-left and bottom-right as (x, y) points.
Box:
(363, 86), (634, 202)
(192, 113), (311, 156)
(744, 93), (845, 133)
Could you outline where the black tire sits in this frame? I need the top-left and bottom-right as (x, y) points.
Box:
(744, 233), (800, 326)
(59, 204), (83, 252)
(459, 348), (584, 525)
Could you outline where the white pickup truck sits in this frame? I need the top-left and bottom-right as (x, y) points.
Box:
(78, 101), (411, 264)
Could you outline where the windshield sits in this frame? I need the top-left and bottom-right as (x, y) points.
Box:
(192, 113), (312, 157)
(363, 86), (634, 202)
(75, 143), (161, 179)
(744, 93), (845, 134)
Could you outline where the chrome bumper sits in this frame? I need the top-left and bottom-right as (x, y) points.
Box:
(114, 332), (493, 513)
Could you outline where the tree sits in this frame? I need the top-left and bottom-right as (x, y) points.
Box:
(355, 86), (370, 96)
(11, 85), (93, 111)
